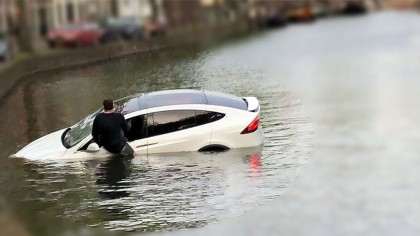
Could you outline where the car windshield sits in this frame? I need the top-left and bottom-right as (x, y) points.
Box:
(61, 95), (141, 148)
(106, 17), (137, 26)
(59, 23), (95, 31)
(62, 109), (102, 148)
(59, 24), (79, 30)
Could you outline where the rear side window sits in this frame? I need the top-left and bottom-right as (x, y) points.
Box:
(147, 110), (224, 137)
(208, 111), (225, 122)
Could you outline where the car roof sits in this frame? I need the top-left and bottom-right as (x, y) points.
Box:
(115, 89), (247, 114)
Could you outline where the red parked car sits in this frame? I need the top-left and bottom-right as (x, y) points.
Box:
(46, 23), (104, 48)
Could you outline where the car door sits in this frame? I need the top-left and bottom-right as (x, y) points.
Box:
(76, 24), (88, 45)
(126, 114), (148, 155)
(146, 110), (212, 153)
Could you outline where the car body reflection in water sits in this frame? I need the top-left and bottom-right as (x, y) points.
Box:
(89, 147), (268, 232)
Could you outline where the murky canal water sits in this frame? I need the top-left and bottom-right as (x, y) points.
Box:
(2, 10), (419, 236)
(0, 31), (312, 234)
(164, 11), (420, 236)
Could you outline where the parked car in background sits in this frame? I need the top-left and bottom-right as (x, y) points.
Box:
(145, 20), (168, 37)
(285, 3), (316, 22)
(312, 2), (331, 17)
(265, 12), (288, 28)
(0, 32), (13, 62)
(99, 17), (144, 43)
(14, 89), (264, 160)
(46, 23), (103, 48)
(342, 0), (367, 15)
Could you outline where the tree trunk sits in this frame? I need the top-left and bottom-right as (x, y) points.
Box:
(16, 0), (33, 53)
(149, 0), (159, 22)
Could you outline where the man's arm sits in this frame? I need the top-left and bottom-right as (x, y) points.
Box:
(92, 117), (101, 145)
(121, 114), (131, 136)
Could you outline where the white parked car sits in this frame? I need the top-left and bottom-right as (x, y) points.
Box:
(14, 89), (263, 160)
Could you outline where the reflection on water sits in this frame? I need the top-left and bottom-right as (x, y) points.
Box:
(246, 154), (261, 179)
(160, 11), (420, 236)
(0, 29), (312, 235)
(93, 149), (274, 231)
(96, 157), (133, 200)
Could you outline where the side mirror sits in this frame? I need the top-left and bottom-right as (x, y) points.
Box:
(86, 143), (100, 152)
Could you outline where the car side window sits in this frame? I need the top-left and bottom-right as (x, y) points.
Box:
(147, 113), (154, 137)
(150, 110), (196, 137)
(208, 111), (225, 122)
(147, 110), (225, 137)
(196, 110), (209, 125)
(126, 115), (147, 141)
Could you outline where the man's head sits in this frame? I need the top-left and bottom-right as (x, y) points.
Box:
(103, 99), (114, 111)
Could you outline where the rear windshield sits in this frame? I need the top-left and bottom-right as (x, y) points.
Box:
(114, 96), (142, 114)
(204, 91), (247, 111)
(97, 90), (248, 116)
(141, 91), (206, 109)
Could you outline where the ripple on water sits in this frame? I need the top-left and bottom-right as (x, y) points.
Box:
(0, 49), (313, 233)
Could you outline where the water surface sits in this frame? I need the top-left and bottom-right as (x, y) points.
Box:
(0, 38), (312, 235)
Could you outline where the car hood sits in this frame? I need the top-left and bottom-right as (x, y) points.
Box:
(14, 128), (68, 160)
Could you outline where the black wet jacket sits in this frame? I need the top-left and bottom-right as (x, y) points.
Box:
(92, 112), (130, 154)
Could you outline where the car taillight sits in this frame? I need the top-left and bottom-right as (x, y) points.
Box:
(241, 117), (259, 134)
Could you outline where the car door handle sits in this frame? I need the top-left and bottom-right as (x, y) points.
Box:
(136, 142), (158, 148)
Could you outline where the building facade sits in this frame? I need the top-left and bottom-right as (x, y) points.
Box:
(162, 0), (204, 28)
(27, 0), (158, 38)
(0, 0), (17, 33)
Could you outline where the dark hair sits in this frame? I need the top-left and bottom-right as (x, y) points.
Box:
(103, 99), (114, 111)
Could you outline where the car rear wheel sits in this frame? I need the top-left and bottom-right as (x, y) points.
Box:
(198, 145), (230, 153)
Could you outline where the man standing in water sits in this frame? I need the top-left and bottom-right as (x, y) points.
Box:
(92, 99), (134, 157)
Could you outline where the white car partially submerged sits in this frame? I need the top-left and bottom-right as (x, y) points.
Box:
(14, 89), (263, 160)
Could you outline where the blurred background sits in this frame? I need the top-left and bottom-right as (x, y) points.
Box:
(1, 1), (420, 236)
(0, 0), (418, 60)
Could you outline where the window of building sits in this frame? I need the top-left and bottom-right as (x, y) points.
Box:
(66, 3), (74, 22)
